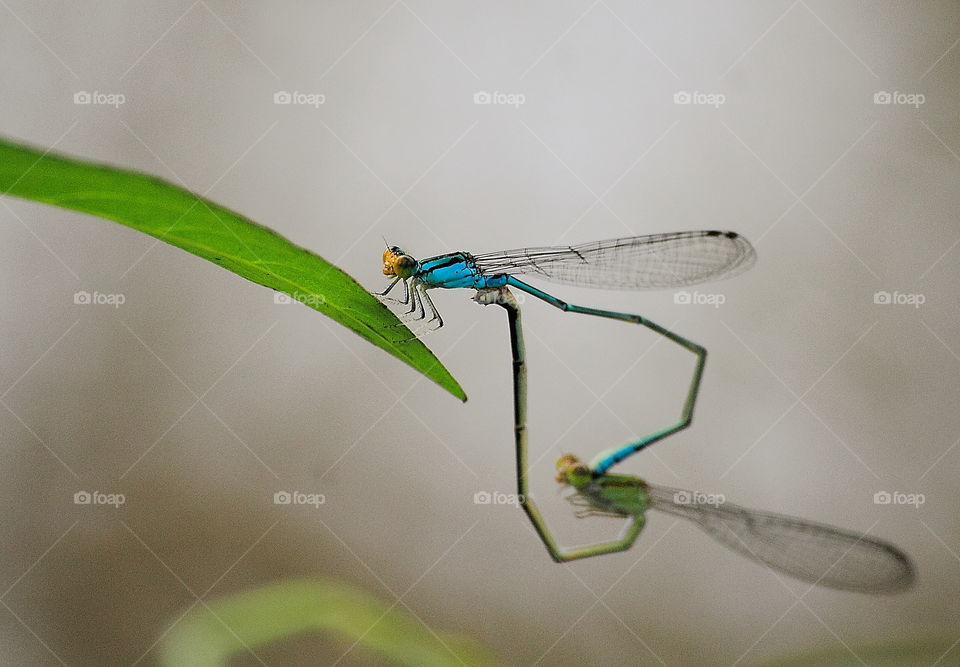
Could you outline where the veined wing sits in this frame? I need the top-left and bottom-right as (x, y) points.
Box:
(471, 230), (755, 290)
(645, 483), (915, 594)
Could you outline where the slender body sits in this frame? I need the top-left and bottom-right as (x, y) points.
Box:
(383, 231), (755, 472)
(378, 230), (755, 334)
(485, 286), (915, 593)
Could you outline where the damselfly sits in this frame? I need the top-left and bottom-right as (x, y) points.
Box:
(378, 230), (755, 333)
(483, 287), (914, 592)
(383, 232), (754, 473)
(552, 454), (914, 593)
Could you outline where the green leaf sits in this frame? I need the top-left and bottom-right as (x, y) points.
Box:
(158, 578), (498, 667)
(0, 136), (465, 400)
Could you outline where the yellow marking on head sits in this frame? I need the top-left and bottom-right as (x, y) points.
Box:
(382, 248), (399, 275)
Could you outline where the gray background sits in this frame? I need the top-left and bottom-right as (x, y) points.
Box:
(1, 1), (958, 665)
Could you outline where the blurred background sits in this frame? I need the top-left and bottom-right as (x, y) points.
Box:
(1, 1), (958, 664)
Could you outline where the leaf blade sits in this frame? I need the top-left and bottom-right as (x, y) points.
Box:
(0, 136), (466, 400)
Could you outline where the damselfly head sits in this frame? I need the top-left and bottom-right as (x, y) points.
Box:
(555, 454), (591, 488)
(382, 246), (417, 278)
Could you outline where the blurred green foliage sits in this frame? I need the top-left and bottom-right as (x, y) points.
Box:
(159, 578), (497, 666)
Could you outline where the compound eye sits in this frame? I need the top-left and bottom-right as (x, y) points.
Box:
(565, 464), (592, 487)
(388, 255), (416, 278)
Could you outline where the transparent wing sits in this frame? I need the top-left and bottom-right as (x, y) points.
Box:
(471, 230), (755, 290)
(645, 484), (915, 594)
